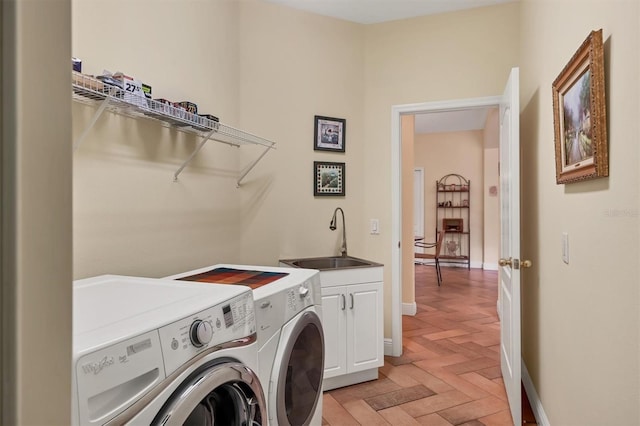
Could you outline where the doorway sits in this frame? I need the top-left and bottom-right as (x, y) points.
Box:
(391, 68), (522, 425)
(390, 96), (501, 357)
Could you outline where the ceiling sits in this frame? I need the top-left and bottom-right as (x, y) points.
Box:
(414, 108), (494, 135)
(263, 0), (517, 25)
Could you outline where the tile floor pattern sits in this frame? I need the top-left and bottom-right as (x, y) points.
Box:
(322, 266), (515, 426)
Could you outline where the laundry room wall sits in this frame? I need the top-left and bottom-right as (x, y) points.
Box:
(3, 1), (72, 424)
(235, 0), (365, 266)
(72, 0), (245, 278)
(519, 0), (640, 423)
(72, 0), (366, 279)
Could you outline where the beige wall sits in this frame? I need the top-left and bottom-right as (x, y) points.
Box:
(236, 0), (366, 265)
(72, 0), (247, 279)
(482, 147), (500, 268)
(1, 1), (3, 416)
(2, 0), (72, 424)
(401, 115), (416, 304)
(520, 0), (639, 423)
(415, 131), (485, 267)
(483, 108), (500, 269)
(72, 0), (366, 279)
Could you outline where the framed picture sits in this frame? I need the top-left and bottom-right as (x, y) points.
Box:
(314, 161), (345, 196)
(314, 115), (345, 152)
(552, 29), (608, 184)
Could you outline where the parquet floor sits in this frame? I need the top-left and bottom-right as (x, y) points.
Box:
(321, 265), (518, 426)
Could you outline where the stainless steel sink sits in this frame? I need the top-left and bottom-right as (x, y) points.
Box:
(280, 256), (381, 271)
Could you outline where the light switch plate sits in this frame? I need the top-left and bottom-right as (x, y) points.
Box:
(370, 219), (380, 235)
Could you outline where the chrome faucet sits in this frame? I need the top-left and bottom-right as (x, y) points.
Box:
(329, 207), (348, 257)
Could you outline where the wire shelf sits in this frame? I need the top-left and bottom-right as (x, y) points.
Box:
(72, 72), (275, 148)
(72, 72), (276, 184)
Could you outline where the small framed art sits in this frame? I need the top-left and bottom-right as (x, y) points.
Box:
(552, 29), (608, 184)
(314, 161), (345, 196)
(314, 115), (346, 152)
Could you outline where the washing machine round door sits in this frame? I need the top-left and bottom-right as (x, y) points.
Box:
(275, 309), (324, 426)
(153, 361), (266, 426)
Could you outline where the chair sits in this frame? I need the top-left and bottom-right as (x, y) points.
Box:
(414, 230), (446, 286)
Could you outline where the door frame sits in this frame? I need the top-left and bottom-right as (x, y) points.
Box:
(390, 96), (501, 357)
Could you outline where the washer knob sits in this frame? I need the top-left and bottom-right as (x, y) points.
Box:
(190, 320), (213, 347)
(298, 286), (310, 298)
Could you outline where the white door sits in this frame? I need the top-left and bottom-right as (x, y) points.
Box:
(499, 67), (522, 425)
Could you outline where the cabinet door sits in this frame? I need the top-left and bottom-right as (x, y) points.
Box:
(321, 286), (347, 379)
(346, 282), (383, 373)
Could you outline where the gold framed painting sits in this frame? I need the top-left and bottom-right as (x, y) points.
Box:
(552, 29), (608, 184)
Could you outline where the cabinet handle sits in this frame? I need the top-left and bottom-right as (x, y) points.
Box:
(350, 293), (354, 309)
(341, 294), (346, 310)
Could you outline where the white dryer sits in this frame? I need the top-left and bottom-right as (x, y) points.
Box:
(166, 264), (324, 426)
(72, 275), (266, 425)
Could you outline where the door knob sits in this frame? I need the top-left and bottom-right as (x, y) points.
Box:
(498, 257), (512, 267)
(499, 258), (533, 269)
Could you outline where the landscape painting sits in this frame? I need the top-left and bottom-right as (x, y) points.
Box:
(552, 29), (608, 184)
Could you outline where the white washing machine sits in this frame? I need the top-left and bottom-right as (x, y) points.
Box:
(72, 275), (266, 425)
(166, 264), (324, 426)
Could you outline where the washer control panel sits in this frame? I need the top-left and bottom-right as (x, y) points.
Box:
(158, 291), (256, 375)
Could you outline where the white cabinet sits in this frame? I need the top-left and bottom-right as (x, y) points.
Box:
(320, 268), (383, 391)
(321, 286), (347, 379)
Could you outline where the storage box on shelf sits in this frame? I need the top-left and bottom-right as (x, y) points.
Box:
(71, 71), (275, 185)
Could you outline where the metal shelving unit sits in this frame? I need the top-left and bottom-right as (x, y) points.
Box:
(72, 71), (276, 186)
(435, 173), (471, 269)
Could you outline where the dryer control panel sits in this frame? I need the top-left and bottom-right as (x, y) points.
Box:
(158, 291), (256, 376)
(255, 274), (321, 344)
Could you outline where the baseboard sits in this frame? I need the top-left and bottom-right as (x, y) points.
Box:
(439, 262), (466, 268)
(323, 368), (379, 391)
(483, 263), (498, 271)
(439, 261), (483, 269)
(522, 360), (550, 426)
(402, 302), (417, 316)
(384, 338), (394, 356)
